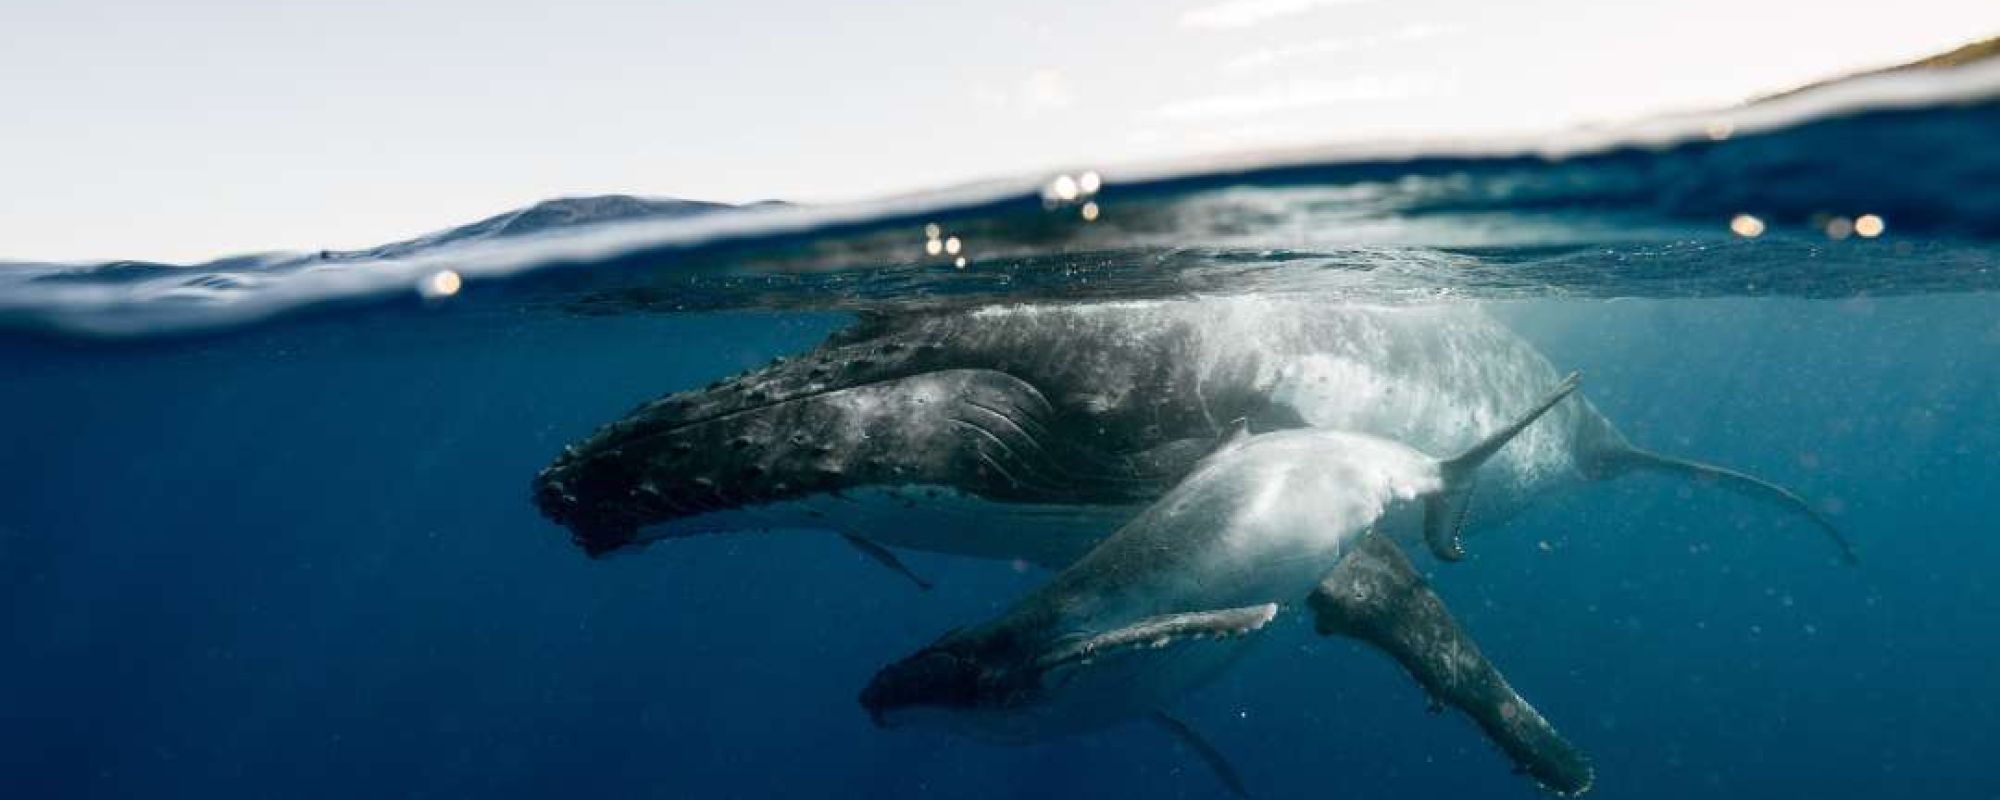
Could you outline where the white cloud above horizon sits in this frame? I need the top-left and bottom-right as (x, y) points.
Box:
(1155, 76), (1438, 120)
(1222, 24), (1457, 72)
(1179, 0), (1373, 30)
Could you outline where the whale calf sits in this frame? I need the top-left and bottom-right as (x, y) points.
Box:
(859, 376), (1594, 795)
(534, 298), (1852, 569)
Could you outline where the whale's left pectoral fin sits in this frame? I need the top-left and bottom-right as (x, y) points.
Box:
(838, 533), (934, 591)
(1311, 535), (1594, 796)
(1151, 711), (1250, 798)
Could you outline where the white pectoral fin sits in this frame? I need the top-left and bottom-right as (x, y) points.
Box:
(1035, 604), (1280, 671)
(1427, 372), (1580, 562)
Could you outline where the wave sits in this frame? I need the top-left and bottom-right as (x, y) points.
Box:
(1, 61), (1996, 339)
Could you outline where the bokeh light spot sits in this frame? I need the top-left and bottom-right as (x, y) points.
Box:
(419, 270), (462, 298)
(1854, 214), (1885, 238)
(1729, 214), (1765, 238)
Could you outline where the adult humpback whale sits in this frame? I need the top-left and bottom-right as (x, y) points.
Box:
(860, 376), (1595, 795)
(534, 298), (1853, 568)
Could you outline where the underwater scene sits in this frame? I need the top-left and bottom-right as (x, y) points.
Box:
(4, 48), (1999, 800)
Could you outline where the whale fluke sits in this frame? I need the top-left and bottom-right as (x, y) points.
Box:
(839, 533), (934, 591)
(1427, 372), (1581, 561)
(1598, 446), (1859, 565)
(1311, 535), (1594, 796)
(1150, 711), (1251, 798)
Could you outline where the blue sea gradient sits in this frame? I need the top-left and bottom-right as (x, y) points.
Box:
(4, 294), (1996, 798)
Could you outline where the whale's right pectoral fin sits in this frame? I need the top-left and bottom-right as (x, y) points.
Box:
(1310, 535), (1594, 796)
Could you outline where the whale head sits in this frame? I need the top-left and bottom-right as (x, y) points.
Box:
(531, 352), (1176, 557)
(857, 625), (1072, 742)
(530, 304), (1310, 558)
(860, 602), (1280, 743)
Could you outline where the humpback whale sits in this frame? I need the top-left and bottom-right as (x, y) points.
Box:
(534, 298), (1853, 568)
(859, 376), (1594, 795)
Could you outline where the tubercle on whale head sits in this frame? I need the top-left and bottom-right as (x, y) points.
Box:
(618, 331), (957, 433)
(529, 407), (856, 557)
(528, 320), (965, 554)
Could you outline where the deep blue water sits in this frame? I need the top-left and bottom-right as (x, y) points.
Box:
(3, 69), (1999, 799)
(6, 297), (1998, 798)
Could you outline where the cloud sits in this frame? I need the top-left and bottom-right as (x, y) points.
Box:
(1178, 0), (1372, 30)
(1019, 68), (1076, 115)
(968, 69), (1078, 118)
(1153, 76), (1431, 121)
(1222, 24), (1455, 72)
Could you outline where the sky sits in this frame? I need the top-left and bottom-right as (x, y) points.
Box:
(2, 0), (1994, 263)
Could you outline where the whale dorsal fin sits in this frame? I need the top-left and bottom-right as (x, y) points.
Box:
(1310, 535), (1594, 796)
(1150, 711), (1250, 798)
(1425, 372), (1580, 561)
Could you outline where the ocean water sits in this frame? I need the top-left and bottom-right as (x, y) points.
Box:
(3, 68), (1998, 799)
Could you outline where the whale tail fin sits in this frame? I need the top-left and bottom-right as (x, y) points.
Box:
(1593, 446), (1859, 565)
(1312, 535), (1594, 796)
(1424, 372), (1581, 561)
